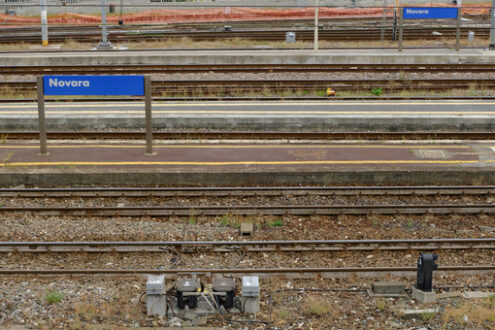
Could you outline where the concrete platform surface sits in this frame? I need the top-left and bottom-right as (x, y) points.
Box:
(2, 48), (495, 66)
(3, 100), (495, 131)
(1, 141), (495, 186)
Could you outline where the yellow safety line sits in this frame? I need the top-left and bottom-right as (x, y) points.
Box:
(0, 101), (494, 109)
(0, 160), (482, 167)
(0, 145), (471, 149)
(1, 111), (493, 115)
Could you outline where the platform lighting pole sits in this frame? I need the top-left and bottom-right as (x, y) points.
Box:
(490, 0), (495, 49)
(97, 0), (113, 49)
(40, 0), (48, 46)
(314, 0), (318, 51)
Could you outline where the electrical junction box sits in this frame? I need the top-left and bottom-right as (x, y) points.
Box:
(242, 276), (259, 297)
(146, 275), (165, 295)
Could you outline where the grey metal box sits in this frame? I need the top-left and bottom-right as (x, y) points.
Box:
(286, 32), (296, 43)
(146, 275), (165, 295)
(242, 276), (259, 297)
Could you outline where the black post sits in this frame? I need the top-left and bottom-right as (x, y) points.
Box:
(416, 253), (438, 292)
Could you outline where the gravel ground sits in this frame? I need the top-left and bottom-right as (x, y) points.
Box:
(3, 71), (495, 83)
(1, 250), (494, 270)
(0, 213), (493, 242)
(0, 275), (494, 329)
(1, 192), (494, 328)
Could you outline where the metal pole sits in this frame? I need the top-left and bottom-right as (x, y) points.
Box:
(398, 7), (403, 51)
(40, 0), (48, 46)
(97, 0), (113, 49)
(490, 0), (495, 49)
(380, 0), (387, 42)
(392, 0), (398, 41)
(456, 8), (461, 51)
(314, 0), (319, 51)
(144, 76), (154, 155)
(37, 76), (48, 155)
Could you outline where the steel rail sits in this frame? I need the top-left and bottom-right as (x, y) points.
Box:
(1, 185), (495, 198)
(1, 238), (495, 253)
(3, 64), (495, 75)
(4, 78), (495, 95)
(4, 131), (495, 141)
(0, 27), (490, 44)
(3, 96), (495, 103)
(1, 204), (495, 216)
(0, 265), (493, 276)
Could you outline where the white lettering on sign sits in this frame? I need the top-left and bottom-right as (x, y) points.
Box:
(406, 8), (429, 15)
(48, 78), (90, 88)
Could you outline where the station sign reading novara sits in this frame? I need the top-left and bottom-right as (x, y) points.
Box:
(43, 75), (145, 96)
(403, 7), (458, 20)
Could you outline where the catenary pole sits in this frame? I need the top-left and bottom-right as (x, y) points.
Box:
(490, 0), (495, 49)
(40, 0), (48, 46)
(97, 0), (113, 49)
(314, 0), (319, 51)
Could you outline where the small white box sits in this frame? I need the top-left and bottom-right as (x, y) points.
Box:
(242, 276), (259, 297)
(146, 275), (165, 295)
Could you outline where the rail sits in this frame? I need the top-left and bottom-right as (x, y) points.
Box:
(1, 204), (495, 216)
(1, 238), (494, 253)
(1, 185), (495, 197)
(3, 131), (495, 141)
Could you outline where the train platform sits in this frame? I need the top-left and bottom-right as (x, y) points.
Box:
(2, 100), (495, 132)
(1, 140), (495, 186)
(2, 48), (495, 66)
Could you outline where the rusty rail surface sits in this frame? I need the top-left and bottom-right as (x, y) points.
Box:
(1, 185), (495, 198)
(1, 204), (495, 216)
(1, 238), (494, 253)
(0, 27), (490, 44)
(0, 265), (493, 276)
(3, 64), (495, 75)
(4, 131), (495, 141)
(4, 78), (495, 95)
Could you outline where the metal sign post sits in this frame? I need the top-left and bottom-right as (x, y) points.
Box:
(38, 75), (152, 155)
(37, 76), (48, 155)
(401, 7), (460, 51)
(144, 75), (154, 155)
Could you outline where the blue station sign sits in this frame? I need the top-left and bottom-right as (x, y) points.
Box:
(43, 75), (145, 96)
(403, 7), (458, 20)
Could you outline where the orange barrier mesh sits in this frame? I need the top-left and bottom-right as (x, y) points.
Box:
(0, 4), (490, 27)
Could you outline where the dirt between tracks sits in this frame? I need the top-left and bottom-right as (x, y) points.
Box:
(0, 275), (494, 329)
(0, 213), (494, 242)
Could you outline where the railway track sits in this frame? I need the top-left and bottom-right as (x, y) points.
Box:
(1, 185), (495, 198)
(0, 27), (489, 44)
(0, 265), (493, 276)
(2, 238), (495, 253)
(2, 204), (495, 216)
(3, 63), (495, 75)
(3, 131), (495, 140)
(3, 78), (495, 95)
